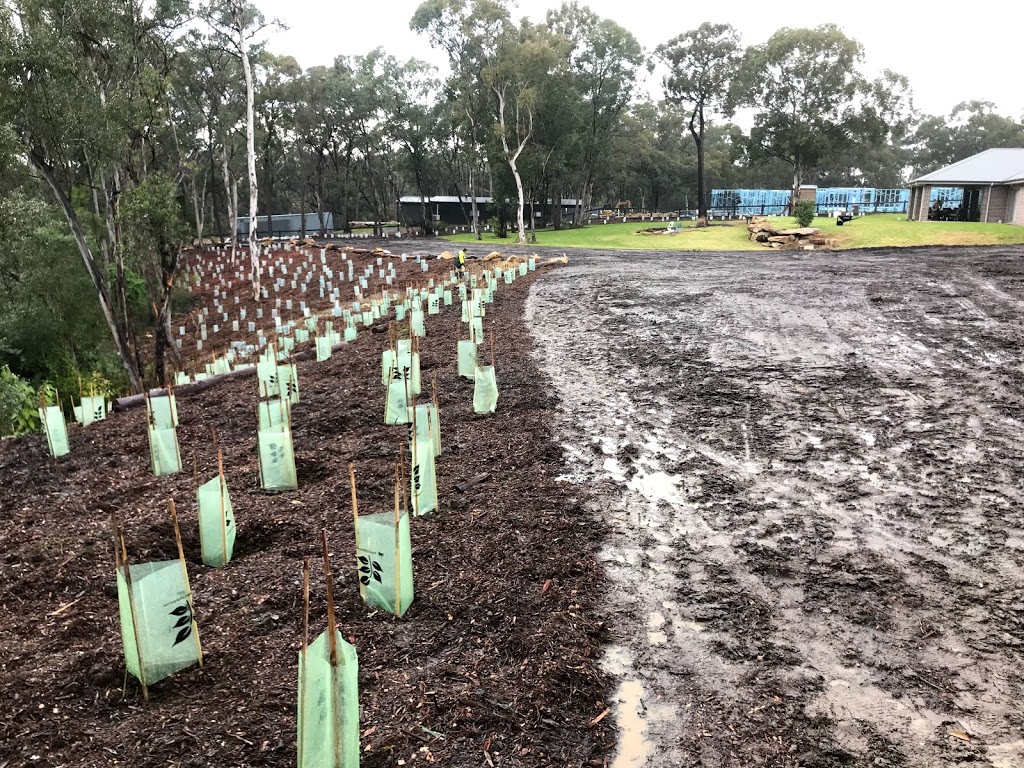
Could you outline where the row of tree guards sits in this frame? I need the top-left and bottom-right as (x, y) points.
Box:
(177, 243), (419, 368)
(78, 251), (539, 765)
(39, 252), (533, 461)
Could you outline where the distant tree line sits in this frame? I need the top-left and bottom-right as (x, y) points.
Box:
(1, 0), (1022, 409)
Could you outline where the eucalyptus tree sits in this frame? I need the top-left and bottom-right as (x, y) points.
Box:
(736, 25), (910, 192)
(0, 0), (194, 391)
(199, 0), (273, 299)
(657, 23), (740, 221)
(411, 0), (510, 239)
(546, 3), (642, 225)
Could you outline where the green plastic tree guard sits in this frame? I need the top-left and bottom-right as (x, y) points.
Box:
(39, 405), (70, 457)
(384, 367), (412, 425)
(316, 336), (333, 362)
(457, 340), (478, 379)
(258, 429), (298, 491)
(197, 474), (236, 568)
(409, 428), (437, 516)
(258, 357), (281, 398)
(279, 363), (300, 405)
(473, 365), (498, 414)
(148, 424), (182, 476)
(80, 395), (106, 426)
(117, 561), (201, 687)
(297, 631), (359, 768)
(355, 511), (414, 617)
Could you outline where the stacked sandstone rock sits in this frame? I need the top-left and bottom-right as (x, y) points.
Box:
(747, 217), (835, 249)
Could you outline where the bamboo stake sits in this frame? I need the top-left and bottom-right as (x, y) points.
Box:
(321, 529), (338, 666)
(349, 463), (364, 603)
(298, 556), (310, 768)
(117, 526), (149, 700)
(217, 449), (228, 565)
(169, 500), (203, 667)
(490, 328), (495, 369)
(399, 444), (409, 518)
(393, 459), (401, 616)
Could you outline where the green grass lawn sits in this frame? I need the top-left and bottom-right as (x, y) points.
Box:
(442, 214), (1024, 251)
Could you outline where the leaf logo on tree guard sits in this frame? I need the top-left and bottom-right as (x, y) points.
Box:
(268, 443), (284, 465)
(357, 555), (383, 585)
(170, 603), (194, 646)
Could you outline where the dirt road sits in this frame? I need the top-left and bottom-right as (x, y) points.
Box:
(527, 246), (1024, 767)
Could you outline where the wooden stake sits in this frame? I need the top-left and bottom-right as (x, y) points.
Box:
(349, 463), (364, 603)
(169, 500), (204, 667)
(298, 555), (310, 768)
(117, 527), (149, 700)
(399, 444), (409, 517)
(393, 459), (401, 616)
(490, 328), (496, 369)
(217, 449), (228, 565)
(321, 529), (339, 666)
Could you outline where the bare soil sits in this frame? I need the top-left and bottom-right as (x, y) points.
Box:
(527, 244), (1024, 768)
(0, 244), (613, 767)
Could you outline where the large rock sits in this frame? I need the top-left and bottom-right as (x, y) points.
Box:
(777, 227), (819, 237)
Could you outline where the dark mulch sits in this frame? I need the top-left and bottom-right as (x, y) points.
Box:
(0, 255), (613, 767)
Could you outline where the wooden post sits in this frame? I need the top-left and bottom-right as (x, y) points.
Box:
(321, 529), (338, 666)
(298, 556), (310, 768)
(169, 500), (204, 667)
(349, 463), (364, 603)
(393, 459), (401, 616)
(117, 526), (149, 700)
(217, 449), (228, 564)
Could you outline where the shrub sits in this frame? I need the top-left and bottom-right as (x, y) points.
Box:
(794, 200), (815, 227)
(0, 366), (39, 437)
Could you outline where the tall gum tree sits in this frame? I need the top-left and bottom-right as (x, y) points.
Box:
(657, 23), (740, 223)
(736, 25), (876, 193)
(411, 0), (511, 240)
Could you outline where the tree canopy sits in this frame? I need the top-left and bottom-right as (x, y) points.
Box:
(1, 0), (1021, 411)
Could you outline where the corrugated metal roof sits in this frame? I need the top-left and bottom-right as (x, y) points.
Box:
(399, 196), (582, 205)
(399, 195), (495, 204)
(910, 148), (1024, 185)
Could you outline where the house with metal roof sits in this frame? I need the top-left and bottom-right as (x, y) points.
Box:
(398, 195), (583, 229)
(907, 148), (1024, 224)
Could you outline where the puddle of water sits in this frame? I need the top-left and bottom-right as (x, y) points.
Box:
(626, 470), (684, 506)
(601, 644), (632, 677)
(611, 679), (654, 768)
(988, 739), (1024, 768)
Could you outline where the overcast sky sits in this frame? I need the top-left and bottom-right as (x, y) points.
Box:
(257, 0), (1024, 122)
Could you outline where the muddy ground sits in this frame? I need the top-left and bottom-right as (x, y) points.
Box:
(525, 244), (1024, 767)
(0, 248), (613, 767)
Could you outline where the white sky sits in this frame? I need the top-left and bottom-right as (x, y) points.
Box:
(257, 0), (1024, 122)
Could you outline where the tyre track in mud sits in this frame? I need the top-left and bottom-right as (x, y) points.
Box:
(526, 246), (1024, 768)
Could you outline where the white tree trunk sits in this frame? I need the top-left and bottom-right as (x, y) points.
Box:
(220, 145), (238, 261)
(235, 2), (260, 300)
(494, 86), (531, 244)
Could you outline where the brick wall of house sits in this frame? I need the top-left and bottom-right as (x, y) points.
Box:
(914, 185), (932, 221)
(1007, 185), (1024, 224)
(907, 187), (919, 220)
(983, 186), (1011, 223)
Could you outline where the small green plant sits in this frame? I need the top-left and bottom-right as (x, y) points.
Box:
(0, 366), (39, 437)
(794, 200), (815, 227)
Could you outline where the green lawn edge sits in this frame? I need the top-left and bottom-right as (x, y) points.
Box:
(439, 214), (1024, 252)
